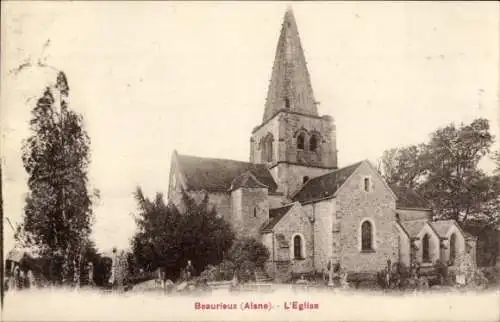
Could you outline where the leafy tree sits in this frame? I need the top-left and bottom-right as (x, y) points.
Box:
(493, 150), (500, 175)
(379, 118), (500, 265)
(379, 144), (427, 189)
(379, 118), (499, 227)
(131, 188), (235, 280)
(20, 71), (95, 285)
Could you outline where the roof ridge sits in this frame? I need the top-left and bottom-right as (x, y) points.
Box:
(310, 160), (364, 182)
(177, 152), (264, 166)
(291, 160), (364, 200)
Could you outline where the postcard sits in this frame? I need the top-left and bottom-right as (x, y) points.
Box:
(1, 2), (499, 321)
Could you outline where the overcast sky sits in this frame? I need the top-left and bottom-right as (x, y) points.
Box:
(2, 2), (499, 252)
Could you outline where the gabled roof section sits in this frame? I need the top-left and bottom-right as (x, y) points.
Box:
(175, 153), (278, 193)
(292, 161), (363, 203)
(429, 220), (456, 238)
(391, 185), (430, 209)
(229, 171), (268, 191)
(261, 203), (294, 233)
(399, 220), (426, 238)
(262, 7), (318, 123)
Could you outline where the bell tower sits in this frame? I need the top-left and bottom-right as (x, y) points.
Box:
(250, 8), (338, 197)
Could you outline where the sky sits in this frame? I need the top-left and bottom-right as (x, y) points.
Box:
(2, 2), (499, 253)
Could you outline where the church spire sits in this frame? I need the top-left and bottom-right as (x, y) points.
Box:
(262, 7), (318, 123)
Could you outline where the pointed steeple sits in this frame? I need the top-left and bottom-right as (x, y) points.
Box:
(262, 7), (318, 123)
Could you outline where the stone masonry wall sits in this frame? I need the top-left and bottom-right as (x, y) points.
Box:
(416, 224), (441, 265)
(280, 113), (337, 168)
(273, 204), (313, 274)
(336, 162), (399, 273)
(250, 111), (337, 196)
(270, 163), (332, 197)
(303, 199), (335, 273)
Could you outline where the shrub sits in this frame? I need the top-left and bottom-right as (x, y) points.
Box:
(228, 237), (270, 269)
(199, 264), (218, 282)
(218, 260), (236, 281)
(237, 260), (256, 283)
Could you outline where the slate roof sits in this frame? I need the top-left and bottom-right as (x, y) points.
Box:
(176, 153), (278, 193)
(261, 204), (294, 233)
(292, 161), (363, 203)
(391, 185), (430, 209)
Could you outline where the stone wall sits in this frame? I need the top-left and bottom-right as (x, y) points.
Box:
(416, 223), (441, 265)
(280, 113), (337, 168)
(270, 163), (332, 197)
(335, 162), (399, 273)
(303, 199), (335, 273)
(250, 110), (337, 196)
(443, 224), (466, 266)
(250, 116), (281, 165)
(230, 187), (269, 238)
(395, 223), (411, 267)
(273, 204), (313, 274)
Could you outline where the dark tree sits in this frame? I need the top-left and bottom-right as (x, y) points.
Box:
(20, 71), (95, 284)
(379, 118), (499, 227)
(131, 188), (235, 280)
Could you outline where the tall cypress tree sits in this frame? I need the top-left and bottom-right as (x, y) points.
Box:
(20, 71), (94, 284)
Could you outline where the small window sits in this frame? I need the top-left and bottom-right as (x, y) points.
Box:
(449, 234), (456, 265)
(309, 135), (318, 152)
(422, 234), (430, 263)
(363, 177), (370, 192)
(361, 221), (373, 251)
(297, 133), (305, 150)
(284, 97), (290, 109)
(303, 176), (309, 184)
(293, 235), (303, 259)
(254, 208), (257, 218)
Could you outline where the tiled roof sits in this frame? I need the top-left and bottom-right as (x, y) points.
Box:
(229, 171), (268, 191)
(176, 153), (278, 193)
(390, 185), (430, 209)
(261, 204), (294, 232)
(292, 161), (363, 203)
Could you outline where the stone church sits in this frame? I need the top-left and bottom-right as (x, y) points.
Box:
(168, 8), (476, 280)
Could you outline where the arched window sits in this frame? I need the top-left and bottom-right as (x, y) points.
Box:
(266, 136), (273, 162)
(297, 133), (305, 150)
(422, 234), (430, 263)
(449, 233), (456, 265)
(364, 177), (370, 192)
(309, 135), (318, 151)
(361, 221), (373, 251)
(284, 97), (290, 109)
(261, 134), (273, 162)
(293, 235), (303, 259)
